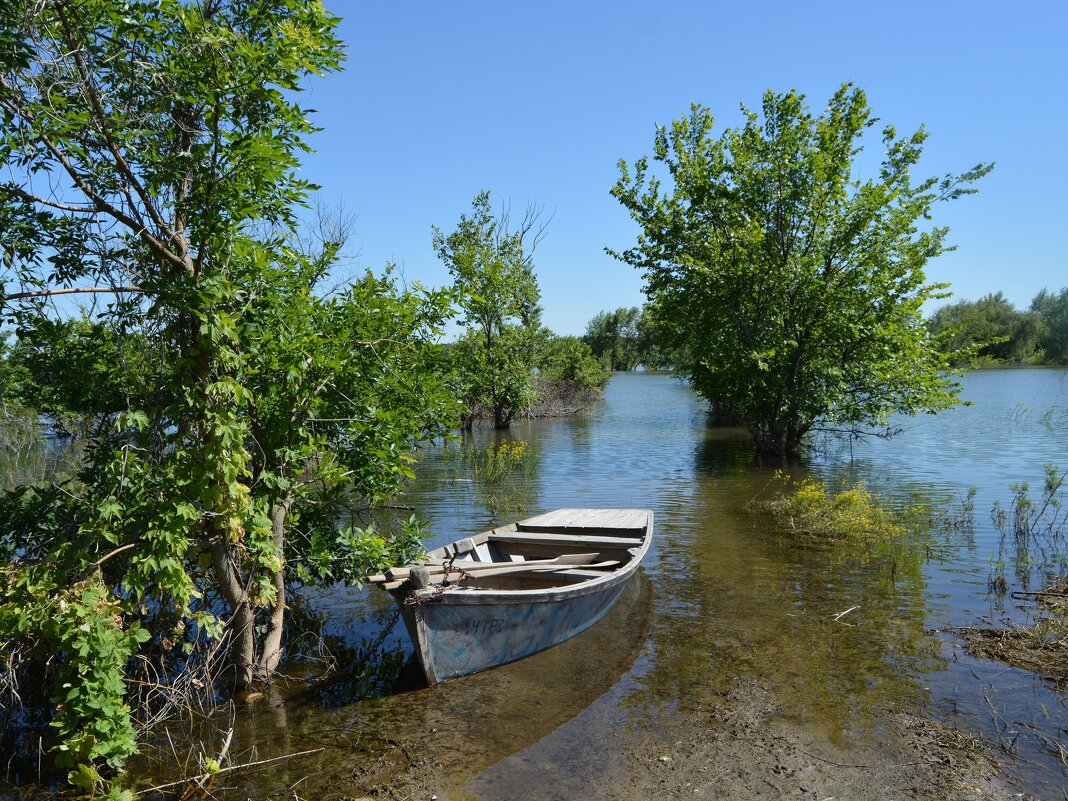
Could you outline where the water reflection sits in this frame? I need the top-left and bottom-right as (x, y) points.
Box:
(131, 574), (653, 799)
(124, 370), (1068, 798)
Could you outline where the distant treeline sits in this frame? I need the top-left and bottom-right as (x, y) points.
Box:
(582, 306), (678, 371)
(588, 288), (1068, 373)
(928, 287), (1068, 366)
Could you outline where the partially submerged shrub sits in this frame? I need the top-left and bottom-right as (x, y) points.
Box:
(754, 472), (913, 540)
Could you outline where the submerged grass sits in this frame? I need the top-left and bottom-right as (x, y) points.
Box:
(441, 439), (539, 515)
(964, 465), (1068, 684)
(753, 471), (923, 541)
(963, 579), (1068, 686)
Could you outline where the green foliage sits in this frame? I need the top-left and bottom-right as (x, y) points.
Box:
(755, 472), (919, 541)
(928, 292), (1044, 365)
(435, 192), (543, 428)
(583, 307), (642, 370)
(0, 570), (147, 771)
(300, 516), (429, 588)
(536, 333), (609, 390)
(1031, 287), (1068, 364)
(582, 306), (678, 372)
(0, 1), (457, 790)
(8, 317), (158, 437)
(447, 326), (539, 425)
(611, 84), (992, 455)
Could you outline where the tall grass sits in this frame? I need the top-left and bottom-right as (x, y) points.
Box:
(442, 439), (538, 514)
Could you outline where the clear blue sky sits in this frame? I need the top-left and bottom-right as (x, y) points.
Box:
(301, 0), (1066, 336)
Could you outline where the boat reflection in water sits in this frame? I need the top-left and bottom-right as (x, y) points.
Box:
(131, 569), (654, 799)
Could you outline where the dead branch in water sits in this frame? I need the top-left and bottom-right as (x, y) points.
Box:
(135, 747), (324, 796)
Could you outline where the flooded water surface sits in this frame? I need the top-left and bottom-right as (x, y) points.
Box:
(133, 370), (1068, 799)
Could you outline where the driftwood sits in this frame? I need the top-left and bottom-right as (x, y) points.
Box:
(135, 747), (325, 796)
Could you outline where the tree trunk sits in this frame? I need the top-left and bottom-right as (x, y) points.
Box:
(750, 418), (808, 458)
(258, 499), (291, 678)
(493, 403), (511, 429)
(211, 541), (256, 691)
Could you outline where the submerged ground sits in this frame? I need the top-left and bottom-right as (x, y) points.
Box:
(122, 370), (1067, 800)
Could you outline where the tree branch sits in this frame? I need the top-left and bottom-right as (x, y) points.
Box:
(0, 81), (191, 275)
(57, 6), (180, 248)
(3, 286), (151, 301)
(1, 184), (98, 214)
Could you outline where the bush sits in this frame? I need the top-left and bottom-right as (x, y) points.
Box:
(754, 473), (915, 540)
(537, 335), (609, 391)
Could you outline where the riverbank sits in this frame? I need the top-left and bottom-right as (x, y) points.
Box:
(525, 377), (602, 419)
(463, 378), (604, 424)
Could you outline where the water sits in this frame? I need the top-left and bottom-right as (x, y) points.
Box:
(128, 369), (1068, 798)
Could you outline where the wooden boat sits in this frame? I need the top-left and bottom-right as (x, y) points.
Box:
(367, 508), (653, 684)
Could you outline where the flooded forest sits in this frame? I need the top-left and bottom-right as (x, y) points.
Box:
(121, 370), (1068, 799)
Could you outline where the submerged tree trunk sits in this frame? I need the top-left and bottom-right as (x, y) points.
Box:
(493, 403), (512, 429)
(258, 499), (291, 677)
(750, 418), (809, 459)
(211, 541), (256, 691)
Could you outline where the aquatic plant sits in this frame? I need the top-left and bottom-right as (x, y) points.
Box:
(989, 464), (1068, 593)
(970, 466), (1068, 684)
(932, 487), (978, 535)
(753, 472), (919, 541)
(442, 439), (539, 514)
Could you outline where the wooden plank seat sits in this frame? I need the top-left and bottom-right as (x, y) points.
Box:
(515, 508), (649, 534)
(490, 536), (640, 562)
(489, 532), (644, 549)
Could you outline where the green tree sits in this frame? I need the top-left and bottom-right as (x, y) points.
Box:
(583, 305), (680, 371)
(0, 0), (455, 785)
(583, 307), (642, 370)
(1031, 287), (1068, 364)
(610, 85), (992, 456)
(434, 192), (546, 428)
(634, 302), (683, 371)
(446, 325), (538, 429)
(536, 333), (610, 391)
(927, 292), (1043, 364)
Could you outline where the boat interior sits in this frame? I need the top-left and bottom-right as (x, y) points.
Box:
(367, 509), (651, 592)
(390, 509), (651, 592)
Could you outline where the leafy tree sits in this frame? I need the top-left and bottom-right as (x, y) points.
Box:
(536, 333), (609, 391)
(583, 307), (642, 370)
(610, 84), (992, 456)
(927, 292), (1043, 364)
(434, 192), (546, 428)
(583, 305), (680, 371)
(445, 326), (538, 429)
(0, 0), (456, 786)
(1031, 287), (1068, 364)
(634, 302), (684, 371)
(8, 318), (157, 438)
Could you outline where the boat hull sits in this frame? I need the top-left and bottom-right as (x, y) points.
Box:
(374, 508), (653, 684)
(402, 575), (632, 684)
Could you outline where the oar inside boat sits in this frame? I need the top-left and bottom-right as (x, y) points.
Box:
(366, 552), (607, 584)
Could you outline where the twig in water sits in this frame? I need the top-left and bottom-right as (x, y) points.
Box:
(1012, 590), (1068, 600)
(831, 605), (860, 622)
(135, 748), (325, 796)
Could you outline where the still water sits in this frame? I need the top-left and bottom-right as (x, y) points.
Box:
(139, 369), (1068, 799)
